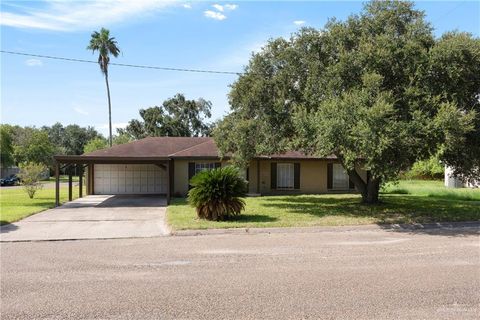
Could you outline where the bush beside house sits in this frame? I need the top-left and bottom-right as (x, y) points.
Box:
(188, 166), (248, 221)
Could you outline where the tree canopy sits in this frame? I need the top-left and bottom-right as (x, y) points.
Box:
(214, 0), (479, 203)
(14, 130), (55, 166)
(0, 126), (14, 167)
(83, 137), (108, 154)
(42, 122), (103, 155)
(119, 93), (213, 139)
(420, 32), (480, 183)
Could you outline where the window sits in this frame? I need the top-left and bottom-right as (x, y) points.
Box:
(277, 163), (294, 189)
(332, 163), (349, 190)
(239, 168), (248, 181)
(195, 163), (216, 175)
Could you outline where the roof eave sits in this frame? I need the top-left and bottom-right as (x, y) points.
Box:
(54, 155), (170, 164)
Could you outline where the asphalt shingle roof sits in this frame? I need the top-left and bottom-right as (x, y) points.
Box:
(82, 136), (335, 160)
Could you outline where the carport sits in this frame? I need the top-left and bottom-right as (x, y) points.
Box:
(53, 155), (173, 206)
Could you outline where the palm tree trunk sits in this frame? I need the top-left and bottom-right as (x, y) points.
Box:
(104, 72), (113, 147)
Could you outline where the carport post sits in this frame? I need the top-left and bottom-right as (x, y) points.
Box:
(78, 165), (83, 198)
(166, 161), (171, 205)
(256, 159), (260, 194)
(68, 171), (73, 202)
(55, 161), (60, 207)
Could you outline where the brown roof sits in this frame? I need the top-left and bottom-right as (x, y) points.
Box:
(76, 136), (335, 160)
(168, 139), (220, 158)
(83, 137), (211, 158)
(259, 151), (336, 160)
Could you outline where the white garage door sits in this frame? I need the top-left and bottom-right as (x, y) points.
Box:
(94, 164), (167, 195)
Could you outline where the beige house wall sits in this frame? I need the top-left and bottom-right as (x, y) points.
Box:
(173, 159), (228, 196)
(247, 160), (259, 194)
(173, 159), (367, 196)
(258, 160), (326, 194)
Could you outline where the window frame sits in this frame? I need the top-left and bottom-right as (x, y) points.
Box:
(194, 163), (216, 175)
(332, 163), (350, 190)
(276, 162), (295, 190)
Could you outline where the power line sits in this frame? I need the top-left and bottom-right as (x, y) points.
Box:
(0, 50), (242, 75)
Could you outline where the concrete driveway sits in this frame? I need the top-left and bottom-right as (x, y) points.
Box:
(0, 195), (169, 242)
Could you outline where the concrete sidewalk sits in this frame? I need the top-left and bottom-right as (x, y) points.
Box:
(0, 195), (169, 242)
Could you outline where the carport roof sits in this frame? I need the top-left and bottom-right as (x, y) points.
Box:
(54, 136), (337, 163)
(84, 137), (213, 158)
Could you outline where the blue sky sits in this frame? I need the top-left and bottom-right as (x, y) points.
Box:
(1, 1), (479, 136)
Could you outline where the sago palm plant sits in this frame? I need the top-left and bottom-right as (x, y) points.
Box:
(188, 166), (248, 221)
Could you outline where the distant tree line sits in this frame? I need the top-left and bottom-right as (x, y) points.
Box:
(0, 123), (104, 170)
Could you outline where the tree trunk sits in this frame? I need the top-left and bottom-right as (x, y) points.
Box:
(347, 168), (381, 204)
(104, 72), (113, 147)
(364, 178), (380, 204)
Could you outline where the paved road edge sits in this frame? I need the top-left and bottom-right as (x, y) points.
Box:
(170, 221), (480, 237)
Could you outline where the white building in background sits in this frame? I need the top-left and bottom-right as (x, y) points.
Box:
(445, 166), (480, 188)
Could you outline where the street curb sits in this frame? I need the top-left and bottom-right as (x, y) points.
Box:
(170, 221), (480, 237)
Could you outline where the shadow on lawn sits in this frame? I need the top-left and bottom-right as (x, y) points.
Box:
(260, 194), (480, 226)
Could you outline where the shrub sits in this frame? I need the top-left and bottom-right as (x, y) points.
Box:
(404, 155), (444, 180)
(18, 162), (46, 199)
(188, 166), (248, 221)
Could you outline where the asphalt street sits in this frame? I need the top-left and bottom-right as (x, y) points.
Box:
(1, 227), (479, 319)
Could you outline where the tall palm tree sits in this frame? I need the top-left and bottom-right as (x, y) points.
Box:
(87, 28), (120, 147)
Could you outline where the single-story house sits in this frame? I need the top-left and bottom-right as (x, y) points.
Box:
(53, 137), (367, 205)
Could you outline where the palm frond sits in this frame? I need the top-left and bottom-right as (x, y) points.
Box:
(188, 166), (248, 221)
(87, 28), (121, 74)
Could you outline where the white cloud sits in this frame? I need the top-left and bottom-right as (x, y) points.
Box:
(224, 4), (238, 11)
(73, 106), (89, 115)
(293, 20), (306, 26)
(182, 3), (191, 9)
(204, 10), (226, 21)
(204, 3), (237, 20)
(212, 4), (238, 12)
(212, 4), (224, 12)
(1, 0), (178, 31)
(25, 58), (43, 66)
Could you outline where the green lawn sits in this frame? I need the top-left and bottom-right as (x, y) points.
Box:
(167, 180), (480, 230)
(0, 186), (85, 225)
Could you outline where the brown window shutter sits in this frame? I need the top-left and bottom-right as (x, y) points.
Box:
(294, 163), (300, 189)
(188, 162), (196, 180)
(188, 162), (195, 189)
(215, 162), (221, 169)
(271, 163), (277, 189)
(327, 163), (333, 189)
